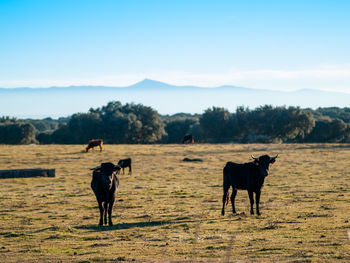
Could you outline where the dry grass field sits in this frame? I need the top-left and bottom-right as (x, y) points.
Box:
(0, 144), (349, 262)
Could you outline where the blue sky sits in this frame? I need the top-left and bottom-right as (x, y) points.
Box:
(1, 0), (350, 91)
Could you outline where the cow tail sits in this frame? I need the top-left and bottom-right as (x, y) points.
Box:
(225, 189), (230, 206)
(223, 164), (230, 207)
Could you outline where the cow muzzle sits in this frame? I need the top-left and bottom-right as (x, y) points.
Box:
(259, 167), (268, 177)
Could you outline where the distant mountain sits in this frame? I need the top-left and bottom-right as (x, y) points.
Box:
(1, 79), (350, 118)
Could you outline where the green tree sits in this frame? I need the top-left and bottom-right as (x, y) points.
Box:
(200, 107), (235, 142)
(306, 118), (348, 142)
(0, 123), (37, 144)
(165, 118), (198, 143)
(46, 101), (166, 144)
(236, 106), (315, 142)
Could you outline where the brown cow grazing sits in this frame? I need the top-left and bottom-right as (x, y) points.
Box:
(86, 139), (103, 152)
(91, 162), (121, 226)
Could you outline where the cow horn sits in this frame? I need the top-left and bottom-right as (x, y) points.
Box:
(90, 165), (101, 171)
(270, 154), (279, 160)
(251, 155), (259, 161)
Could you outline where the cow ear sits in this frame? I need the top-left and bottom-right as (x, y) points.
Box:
(270, 159), (276, 164)
(114, 165), (121, 172)
(254, 160), (259, 166)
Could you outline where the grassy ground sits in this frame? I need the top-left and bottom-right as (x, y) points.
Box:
(0, 144), (349, 262)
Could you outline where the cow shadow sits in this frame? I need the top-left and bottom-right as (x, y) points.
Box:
(76, 216), (239, 232)
(60, 151), (86, 155)
(76, 219), (173, 232)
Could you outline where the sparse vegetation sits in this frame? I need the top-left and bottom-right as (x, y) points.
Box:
(0, 144), (349, 262)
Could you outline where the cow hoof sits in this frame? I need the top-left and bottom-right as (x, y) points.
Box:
(109, 222), (113, 226)
(221, 210), (225, 216)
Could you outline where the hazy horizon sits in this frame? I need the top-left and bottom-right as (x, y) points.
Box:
(2, 78), (350, 95)
(2, 78), (350, 119)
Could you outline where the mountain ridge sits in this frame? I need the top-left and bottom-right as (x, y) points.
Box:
(1, 79), (349, 118)
(0, 79), (249, 91)
(2, 79), (347, 94)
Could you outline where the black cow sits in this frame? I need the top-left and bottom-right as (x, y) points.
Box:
(221, 154), (278, 216)
(117, 158), (132, 175)
(182, 134), (194, 144)
(91, 162), (121, 226)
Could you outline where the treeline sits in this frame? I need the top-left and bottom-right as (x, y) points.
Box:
(1, 102), (350, 144)
(0, 116), (67, 144)
(38, 102), (165, 144)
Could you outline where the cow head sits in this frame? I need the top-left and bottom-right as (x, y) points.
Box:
(101, 162), (117, 173)
(98, 162), (121, 187)
(90, 162), (121, 172)
(251, 154), (278, 177)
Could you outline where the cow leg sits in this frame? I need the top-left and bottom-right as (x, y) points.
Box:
(231, 189), (237, 214)
(99, 145), (102, 152)
(122, 167), (125, 175)
(221, 185), (230, 216)
(108, 200), (115, 226)
(248, 190), (254, 215)
(98, 202), (104, 226)
(128, 165), (132, 175)
(103, 202), (108, 225)
(256, 190), (261, 216)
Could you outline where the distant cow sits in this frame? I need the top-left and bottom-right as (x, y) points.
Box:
(117, 158), (132, 175)
(91, 162), (121, 226)
(182, 134), (194, 144)
(221, 154), (278, 216)
(86, 139), (103, 152)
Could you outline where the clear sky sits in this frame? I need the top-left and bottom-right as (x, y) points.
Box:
(1, 0), (350, 92)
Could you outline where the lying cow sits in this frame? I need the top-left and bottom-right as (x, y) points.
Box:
(221, 154), (278, 216)
(117, 158), (132, 175)
(91, 162), (121, 226)
(86, 139), (103, 152)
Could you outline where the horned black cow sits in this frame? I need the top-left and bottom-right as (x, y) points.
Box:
(117, 158), (132, 175)
(221, 154), (278, 216)
(182, 134), (194, 144)
(91, 162), (121, 226)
